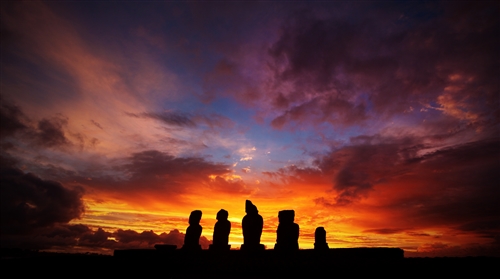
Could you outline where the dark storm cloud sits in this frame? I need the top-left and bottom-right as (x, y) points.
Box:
(267, 2), (499, 128)
(35, 115), (70, 147)
(0, 166), (85, 235)
(79, 227), (111, 244)
(275, 134), (500, 235)
(0, 152), (19, 168)
(68, 150), (242, 200)
(319, 137), (499, 243)
(0, 100), (106, 152)
(457, 220), (500, 238)
(313, 134), (498, 208)
(123, 150), (229, 183)
(311, 136), (409, 205)
(0, 99), (76, 148)
(393, 139), (500, 228)
(270, 96), (368, 129)
(41, 223), (92, 238)
(0, 101), (29, 137)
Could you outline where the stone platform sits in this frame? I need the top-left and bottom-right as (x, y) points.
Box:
(114, 247), (404, 264)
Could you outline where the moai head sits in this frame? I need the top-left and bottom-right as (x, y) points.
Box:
(189, 210), (202, 225)
(216, 209), (228, 221)
(278, 210), (295, 224)
(315, 227), (327, 242)
(245, 200), (258, 215)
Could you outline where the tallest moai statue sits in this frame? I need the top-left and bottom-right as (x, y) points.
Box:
(241, 200), (265, 251)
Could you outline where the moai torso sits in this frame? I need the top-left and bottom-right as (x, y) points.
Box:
(275, 210), (299, 251)
(241, 200), (265, 251)
(183, 210), (203, 250)
(314, 226), (329, 250)
(242, 200), (263, 246)
(212, 209), (231, 247)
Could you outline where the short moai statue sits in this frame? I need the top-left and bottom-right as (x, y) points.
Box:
(209, 209), (231, 251)
(241, 200), (265, 251)
(274, 210), (299, 251)
(314, 227), (329, 250)
(182, 210), (203, 250)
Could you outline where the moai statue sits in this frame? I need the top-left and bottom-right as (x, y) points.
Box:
(314, 227), (329, 250)
(182, 210), (203, 250)
(241, 200), (265, 251)
(209, 209), (231, 251)
(274, 210), (299, 251)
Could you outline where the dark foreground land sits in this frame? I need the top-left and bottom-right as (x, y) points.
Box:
(2, 248), (498, 277)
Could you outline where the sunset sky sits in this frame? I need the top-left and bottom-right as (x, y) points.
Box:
(1, 1), (499, 257)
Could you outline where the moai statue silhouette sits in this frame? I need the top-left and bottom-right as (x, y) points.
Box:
(274, 210), (299, 251)
(182, 210), (202, 250)
(241, 200), (265, 251)
(209, 209), (231, 251)
(314, 227), (329, 250)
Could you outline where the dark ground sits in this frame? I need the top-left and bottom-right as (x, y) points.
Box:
(1, 249), (498, 277)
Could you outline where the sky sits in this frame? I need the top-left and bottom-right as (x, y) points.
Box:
(1, 0), (499, 257)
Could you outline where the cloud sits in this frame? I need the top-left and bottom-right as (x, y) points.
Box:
(0, 100), (29, 137)
(276, 135), (499, 244)
(126, 111), (235, 132)
(0, 223), (212, 252)
(457, 220), (500, 238)
(270, 96), (368, 129)
(1, 1), (498, 256)
(262, 2), (499, 129)
(90, 119), (103, 130)
(309, 135), (500, 210)
(363, 228), (408, 235)
(207, 175), (253, 195)
(395, 139), (500, 229)
(63, 150), (242, 204)
(111, 228), (211, 249)
(126, 111), (196, 128)
(315, 139), (404, 205)
(0, 166), (85, 235)
(122, 150), (229, 183)
(0, 99), (99, 151)
(34, 115), (70, 147)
